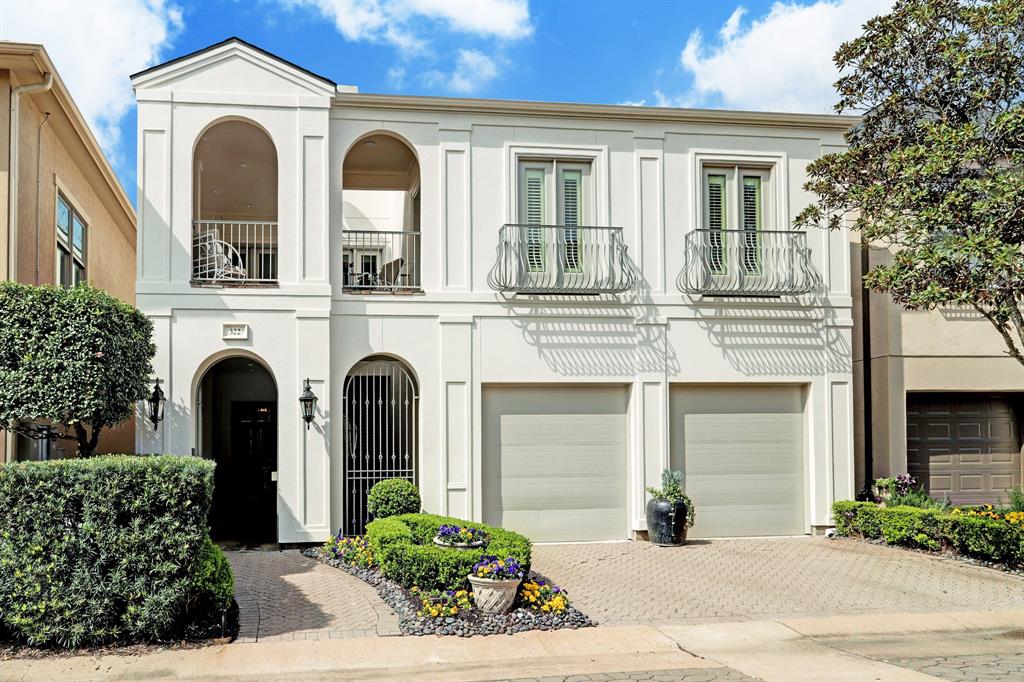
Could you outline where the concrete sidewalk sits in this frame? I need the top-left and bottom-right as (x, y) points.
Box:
(5, 609), (1024, 681)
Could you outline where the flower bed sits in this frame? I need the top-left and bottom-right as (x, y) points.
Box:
(365, 513), (532, 592)
(305, 513), (593, 637)
(833, 501), (1024, 569)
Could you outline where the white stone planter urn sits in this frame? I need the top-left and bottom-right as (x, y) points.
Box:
(467, 574), (521, 614)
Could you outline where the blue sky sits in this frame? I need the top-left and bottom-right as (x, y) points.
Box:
(2, 0), (892, 205)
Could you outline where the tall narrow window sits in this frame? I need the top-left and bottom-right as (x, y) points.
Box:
(560, 168), (582, 272)
(706, 174), (727, 274)
(55, 193), (86, 287)
(517, 159), (593, 276)
(742, 176), (762, 273)
(524, 168), (546, 272)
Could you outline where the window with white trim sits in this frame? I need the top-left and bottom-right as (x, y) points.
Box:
(702, 166), (771, 275)
(517, 159), (592, 273)
(56, 193), (87, 287)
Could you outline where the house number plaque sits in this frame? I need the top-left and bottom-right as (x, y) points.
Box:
(222, 323), (249, 340)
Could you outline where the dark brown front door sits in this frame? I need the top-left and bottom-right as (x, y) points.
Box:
(212, 401), (277, 544)
(907, 393), (1022, 506)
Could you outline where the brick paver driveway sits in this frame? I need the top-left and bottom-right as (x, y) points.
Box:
(531, 537), (1024, 626)
(227, 550), (400, 642)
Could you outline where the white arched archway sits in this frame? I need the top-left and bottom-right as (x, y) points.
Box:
(191, 118), (279, 283)
(340, 132), (422, 292)
(194, 352), (279, 544)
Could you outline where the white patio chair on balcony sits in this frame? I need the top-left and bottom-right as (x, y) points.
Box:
(193, 228), (248, 281)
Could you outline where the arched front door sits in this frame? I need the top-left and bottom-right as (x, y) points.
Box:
(196, 357), (278, 545)
(343, 357), (419, 535)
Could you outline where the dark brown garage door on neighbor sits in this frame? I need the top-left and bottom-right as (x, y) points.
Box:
(906, 393), (1023, 506)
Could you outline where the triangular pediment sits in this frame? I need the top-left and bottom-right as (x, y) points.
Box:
(131, 38), (335, 98)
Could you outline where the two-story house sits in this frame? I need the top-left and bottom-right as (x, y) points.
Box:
(1, 42), (137, 462)
(132, 38), (855, 545)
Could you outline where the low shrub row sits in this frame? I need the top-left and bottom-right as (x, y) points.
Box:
(366, 513), (532, 592)
(0, 455), (233, 647)
(833, 501), (1024, 567)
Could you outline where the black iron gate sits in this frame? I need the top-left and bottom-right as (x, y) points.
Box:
(342, 359), (419, 535)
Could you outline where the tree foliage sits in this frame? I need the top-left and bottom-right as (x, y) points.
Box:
(796, 0), (1024, 363)
(0, 282), (155, 456)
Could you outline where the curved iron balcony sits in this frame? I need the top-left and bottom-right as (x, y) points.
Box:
(677, 229), (820, 297)
(488, 224), (638, 295)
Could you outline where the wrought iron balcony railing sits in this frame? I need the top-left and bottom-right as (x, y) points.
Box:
(192, 220), (278, 284)
(342, 230), (421, 293)
(677, 229), (819, 297)
(488, 224), (638, 295)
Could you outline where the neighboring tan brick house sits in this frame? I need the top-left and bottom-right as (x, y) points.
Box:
(1, 41), (137, 461)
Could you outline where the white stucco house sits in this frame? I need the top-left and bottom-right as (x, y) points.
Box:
(132, 38), (856, 545)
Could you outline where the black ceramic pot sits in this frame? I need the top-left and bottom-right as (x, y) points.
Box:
(645, 498), (688, 546)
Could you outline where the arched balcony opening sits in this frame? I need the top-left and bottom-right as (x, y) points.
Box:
(192, 119), (278, 285)
(342, 133), (421, 293)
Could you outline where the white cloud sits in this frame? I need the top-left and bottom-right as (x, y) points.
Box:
(404, 0), (531, 39)
(425, 49), (498, 94)
(0, 0), (183, 164)
(285, 0), (531, 53)
(673, 0), (892, 113)
(719, 6), (746, 42)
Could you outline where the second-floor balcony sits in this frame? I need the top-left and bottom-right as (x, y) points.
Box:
(677, 229), (819, 297)
(342, 230), (421, 293)
(488, 224), (638, 295)
(192, 220), (278, 284)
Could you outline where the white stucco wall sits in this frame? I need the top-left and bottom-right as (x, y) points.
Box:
(133, 40), (855, 542)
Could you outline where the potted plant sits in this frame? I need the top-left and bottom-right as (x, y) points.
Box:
(466, 555), (523, 614)
(645, 469), (695, 546)
(433, 523), (488, 548)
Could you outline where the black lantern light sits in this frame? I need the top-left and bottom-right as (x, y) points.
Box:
(299, 378), (318, 429)
(147, 378), (166, 430)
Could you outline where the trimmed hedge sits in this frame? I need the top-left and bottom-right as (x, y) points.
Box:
(0, 455), (223, 647)
(366, 513), (532, 591)
(833, 501), (1024, 567)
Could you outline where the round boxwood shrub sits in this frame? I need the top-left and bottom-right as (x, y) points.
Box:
(367, 478), (421, 519)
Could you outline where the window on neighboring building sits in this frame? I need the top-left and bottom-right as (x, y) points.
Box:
(56, 193), (87, 287)
(702, 166), (771, 275)
(517, 159), (592, 273)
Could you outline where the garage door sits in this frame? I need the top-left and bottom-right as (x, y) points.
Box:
(906, 393), (1022, 506)
(670, 386), (805, 537)
(482, 386), (627, 542)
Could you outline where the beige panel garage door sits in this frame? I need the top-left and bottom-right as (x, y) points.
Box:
(483, 386), (628, 542)
(906, 393), (1022, 506)
(670, 386), (805, 538)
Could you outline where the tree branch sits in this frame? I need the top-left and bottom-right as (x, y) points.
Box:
(973, 302), (1024, 367)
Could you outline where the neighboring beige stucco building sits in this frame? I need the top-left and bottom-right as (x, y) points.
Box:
(854, 243), (1024, 505)
(1, 42), (137, 461)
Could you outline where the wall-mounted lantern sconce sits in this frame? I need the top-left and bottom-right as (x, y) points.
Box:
(299, 378), (318, 430)
(148, 378), (166, 430)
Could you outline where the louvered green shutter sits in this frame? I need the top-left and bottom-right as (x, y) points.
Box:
(561, 169), (582, 272)
(742, 176), (761, 273)
(525, 168), (545, 272)
(707, 175), (726, 274)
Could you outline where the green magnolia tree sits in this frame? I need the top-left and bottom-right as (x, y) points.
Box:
(796, 0), (1024, 364)
(0, 282), (155, 456)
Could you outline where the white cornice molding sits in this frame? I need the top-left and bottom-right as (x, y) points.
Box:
(334, 93), (859, 131)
